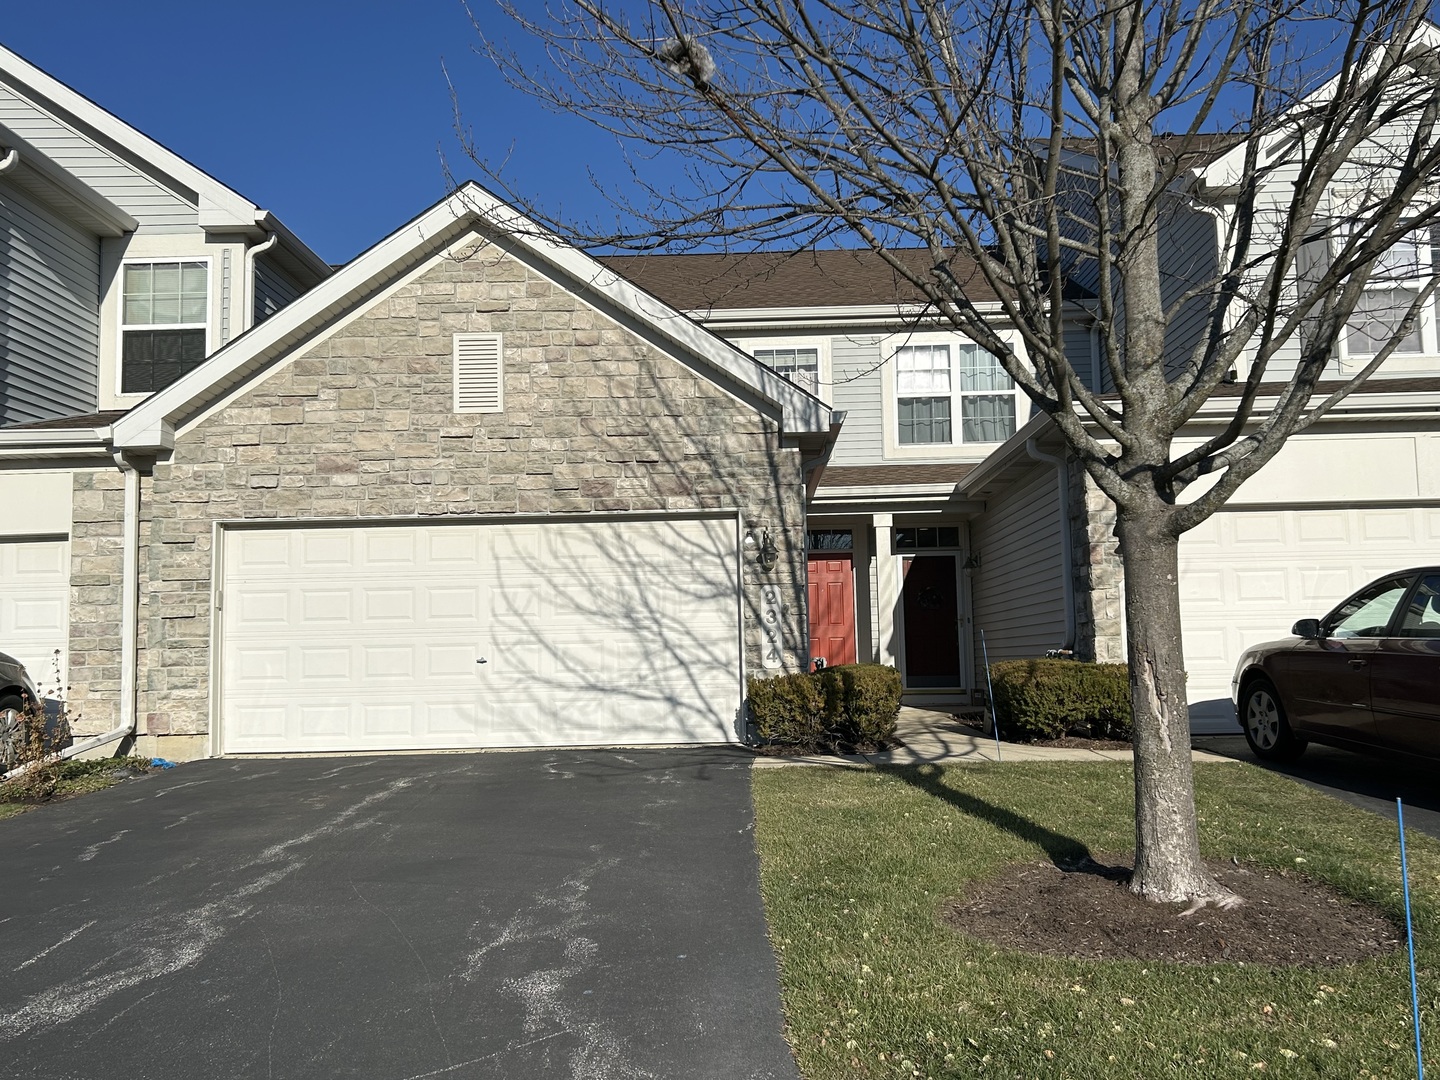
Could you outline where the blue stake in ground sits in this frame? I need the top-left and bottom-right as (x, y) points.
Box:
(1399, 797), (1425, 1080)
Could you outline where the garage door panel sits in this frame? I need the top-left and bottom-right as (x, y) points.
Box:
(1180, 506), (1436, 733)
(221, 519), (740, 753)
(0, 538), (69, 693)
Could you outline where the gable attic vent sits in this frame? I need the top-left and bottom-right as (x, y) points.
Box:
(453, 333), (504, 413)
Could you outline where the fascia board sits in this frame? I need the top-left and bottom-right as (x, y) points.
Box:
(462, 187), (832, 433)
(1193, 21), (1440, 190)
(112, 193), (477, 449)
(0, 123), (136, 235)
(0, 427), (111, 446)
(0, 43), (323, 273)
(955, 411), (1055, 496)
(255, 211), (334, 284)
(0, 44), (254, 213)
(115, 182), (832, 450)
(691, 301), (1009, 325)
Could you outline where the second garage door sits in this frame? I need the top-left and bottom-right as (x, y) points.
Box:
(1179, 505), (1440, 731)
(220, 516), (743, 753)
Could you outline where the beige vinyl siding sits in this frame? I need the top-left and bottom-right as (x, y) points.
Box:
(0, 179), (100, 423)
(0, 85), (195, 230)
(830, 335), (884, 465)
(969, 464), (1067, 668)
(253, 255), (302, 325)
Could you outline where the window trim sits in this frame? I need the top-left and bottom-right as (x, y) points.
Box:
(115, 256), (213, 399)
(880, 329), (1025, 458)
(741, 335), (832, 405)
(1325, 192), (1440, 369)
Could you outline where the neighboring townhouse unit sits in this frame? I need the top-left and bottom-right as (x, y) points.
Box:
(0, 39), (319, 726)
(611, 229), (1440, 733)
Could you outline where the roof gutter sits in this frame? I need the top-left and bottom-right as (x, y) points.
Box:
(0, 146), (17, 174)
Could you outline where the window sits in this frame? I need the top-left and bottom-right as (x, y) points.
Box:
(806, 529), (853, 551)
(896, 343), (1015, 446)
(894, 526), (961, 551)
(755, 347), (820, 396)
(1345, 231), (1429, 356)
(1396, 574), (1440, 638)
(121, 261), (209, 394)
(1327, 575), (1414, 638)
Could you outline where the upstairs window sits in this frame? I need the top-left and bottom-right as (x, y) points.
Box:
(755, 347), (820, 396)
(1345, 231), (1429, 357)
(121, 260), (209, 394)
(896, 342), (1015, 445)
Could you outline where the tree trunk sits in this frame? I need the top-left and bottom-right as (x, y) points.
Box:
(1116, 507), (1240, 908)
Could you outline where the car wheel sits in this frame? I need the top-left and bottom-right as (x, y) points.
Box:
(1241, 678), (1306, 761)
(0, 693), (25, 771)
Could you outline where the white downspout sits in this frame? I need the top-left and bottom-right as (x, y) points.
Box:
(60, 453), (142, 759)
(1026, 438), (1076, 652)
(0, 148), (18, 174)
(241, 232), (278, 332)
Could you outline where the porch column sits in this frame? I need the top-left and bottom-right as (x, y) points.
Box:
(873, 513), (900, 667)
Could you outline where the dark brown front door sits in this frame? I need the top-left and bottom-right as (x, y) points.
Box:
(901, 555), (961, 687)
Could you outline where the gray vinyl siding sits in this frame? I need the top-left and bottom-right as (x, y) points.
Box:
(0, 85), (196, 230)
(1159, 198), (1220, 380)
(968, 464), (1067, 668)
(0, 180), (100, 424)
(829, 335), (884, 465)
(1062, 317), (1096, 390)
(253, 256), (302, 325)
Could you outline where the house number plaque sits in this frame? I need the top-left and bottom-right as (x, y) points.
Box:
(760, 585), (783, 669)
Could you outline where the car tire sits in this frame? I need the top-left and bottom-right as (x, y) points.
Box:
(0, 693), (26, 772)
(1240, 677), (1306, 761)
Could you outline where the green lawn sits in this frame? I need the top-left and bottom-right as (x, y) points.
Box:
(754, 762), (1438, 1079)
(0, 757), (156, 819)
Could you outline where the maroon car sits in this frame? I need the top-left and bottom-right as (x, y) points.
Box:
(1232, 568), (1440, 761)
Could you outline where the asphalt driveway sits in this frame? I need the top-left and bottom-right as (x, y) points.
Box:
(0, 749), (799, 1080)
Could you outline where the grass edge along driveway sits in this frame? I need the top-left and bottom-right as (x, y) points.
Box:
(754, 761), (1437, 1080)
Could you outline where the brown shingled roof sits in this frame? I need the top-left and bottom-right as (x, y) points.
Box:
(3, 410), (128, 430)
(600, 248), (1002, 313)
(818, 463), (978, 488)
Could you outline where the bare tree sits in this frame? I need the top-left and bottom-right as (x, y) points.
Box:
(460, 0), (1440, 907)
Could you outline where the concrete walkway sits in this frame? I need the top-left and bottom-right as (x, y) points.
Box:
(752, 707), (1237, 768)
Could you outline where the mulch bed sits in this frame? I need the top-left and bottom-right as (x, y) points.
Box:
(944, 856), (1401, 965)
(1027, 735), (1133, 750)
(751, 737), (900, 757)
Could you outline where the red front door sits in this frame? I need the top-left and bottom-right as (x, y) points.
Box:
(807, 552), (857, 667)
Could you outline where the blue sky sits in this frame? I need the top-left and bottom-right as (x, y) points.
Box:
(3, 2), (621, 264)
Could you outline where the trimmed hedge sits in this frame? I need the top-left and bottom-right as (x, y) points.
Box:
(988, 658), (1131, 741)
(749, 663), (902, 752)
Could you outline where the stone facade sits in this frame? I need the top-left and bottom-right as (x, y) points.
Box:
(66, 469), (126, 735)
(116, 235), (806, 740)
(1068, 458), (1125, 663)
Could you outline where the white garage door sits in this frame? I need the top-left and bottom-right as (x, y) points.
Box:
(220, 517), (743, 753)
(1180, 506), (1440, 732)
(0, 538), (69, 695)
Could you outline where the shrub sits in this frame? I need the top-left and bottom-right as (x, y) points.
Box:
(747, 671), (826, 746)
(821, 664), (903, 747)
(749, 663), (902, 752)
(988, 658), (1131, 742)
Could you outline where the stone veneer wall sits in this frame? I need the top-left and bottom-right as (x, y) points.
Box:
(1068, 458), (1125, 663)
(65, 469), (127, 736)
(132, 237), (807, 739)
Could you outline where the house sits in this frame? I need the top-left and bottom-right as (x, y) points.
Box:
(3, 43), (1439, 762)
(0, 44), (835, 759)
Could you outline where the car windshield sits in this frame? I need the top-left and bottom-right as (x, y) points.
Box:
(1327, 577), (1414, 638)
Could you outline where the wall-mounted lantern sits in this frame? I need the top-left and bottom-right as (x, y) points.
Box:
(744, 527), (779, 573)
